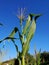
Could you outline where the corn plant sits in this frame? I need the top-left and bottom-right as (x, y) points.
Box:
(34, 45), (41, 65)
(0, 9), (41, 65)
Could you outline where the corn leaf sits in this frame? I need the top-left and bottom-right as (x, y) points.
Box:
(22, 42), (29, 56)
(35, 14), (42, 21)
(22, 14), (41, 56)
(22, 14), (41, 35)
(14, 43), (18, 52)
(0, 37), (17, 43)
(26, 14), (41, 43)
(8, 27), (19, 42)
(9, 27), (18, 37)
(22, 19), (36, 56)
(0, 37), (19, 53)
(26, 19), (36, 43)
(22, 20), (36, 56)
(23, 15), (31, 35)
(9, 27), (22, 43)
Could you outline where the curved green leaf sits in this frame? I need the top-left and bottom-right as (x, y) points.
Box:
(21, 14), (41, 56)
(14, 43), (18, 52)
(22, 20), (36, 56)
(9, 27), (22, 43)
(26, 19), (36, 43)
(26, 14), (41, 43)
(0, 37), (18, 43)
(23, 15), (31, 35)
(9, 27), (18, 37)
(8, 27), (20, 42)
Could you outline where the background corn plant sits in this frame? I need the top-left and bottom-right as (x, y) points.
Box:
(0, 10), (41, 65)
(34, 45), (41, 65)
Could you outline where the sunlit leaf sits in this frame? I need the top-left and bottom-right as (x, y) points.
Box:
(26, 19), (36, 43)
(9, 27), (23, 43)
(8, 27), (19, 42)
(26, 14), (41, 43)
(22, 14), (41, 35)
(0, 27), (22, 44)
(9, 27), (18, 37)
(23, 15), (31, 35)
(22, 14), (41, 56)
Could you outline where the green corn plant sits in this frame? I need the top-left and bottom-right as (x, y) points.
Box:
(0, 13), (41, 65)
(34, 45), (41, 65)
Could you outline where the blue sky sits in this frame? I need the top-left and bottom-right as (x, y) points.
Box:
(0, 0), (49, 62)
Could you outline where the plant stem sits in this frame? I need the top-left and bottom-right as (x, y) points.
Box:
(21, 56), (25, 65)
